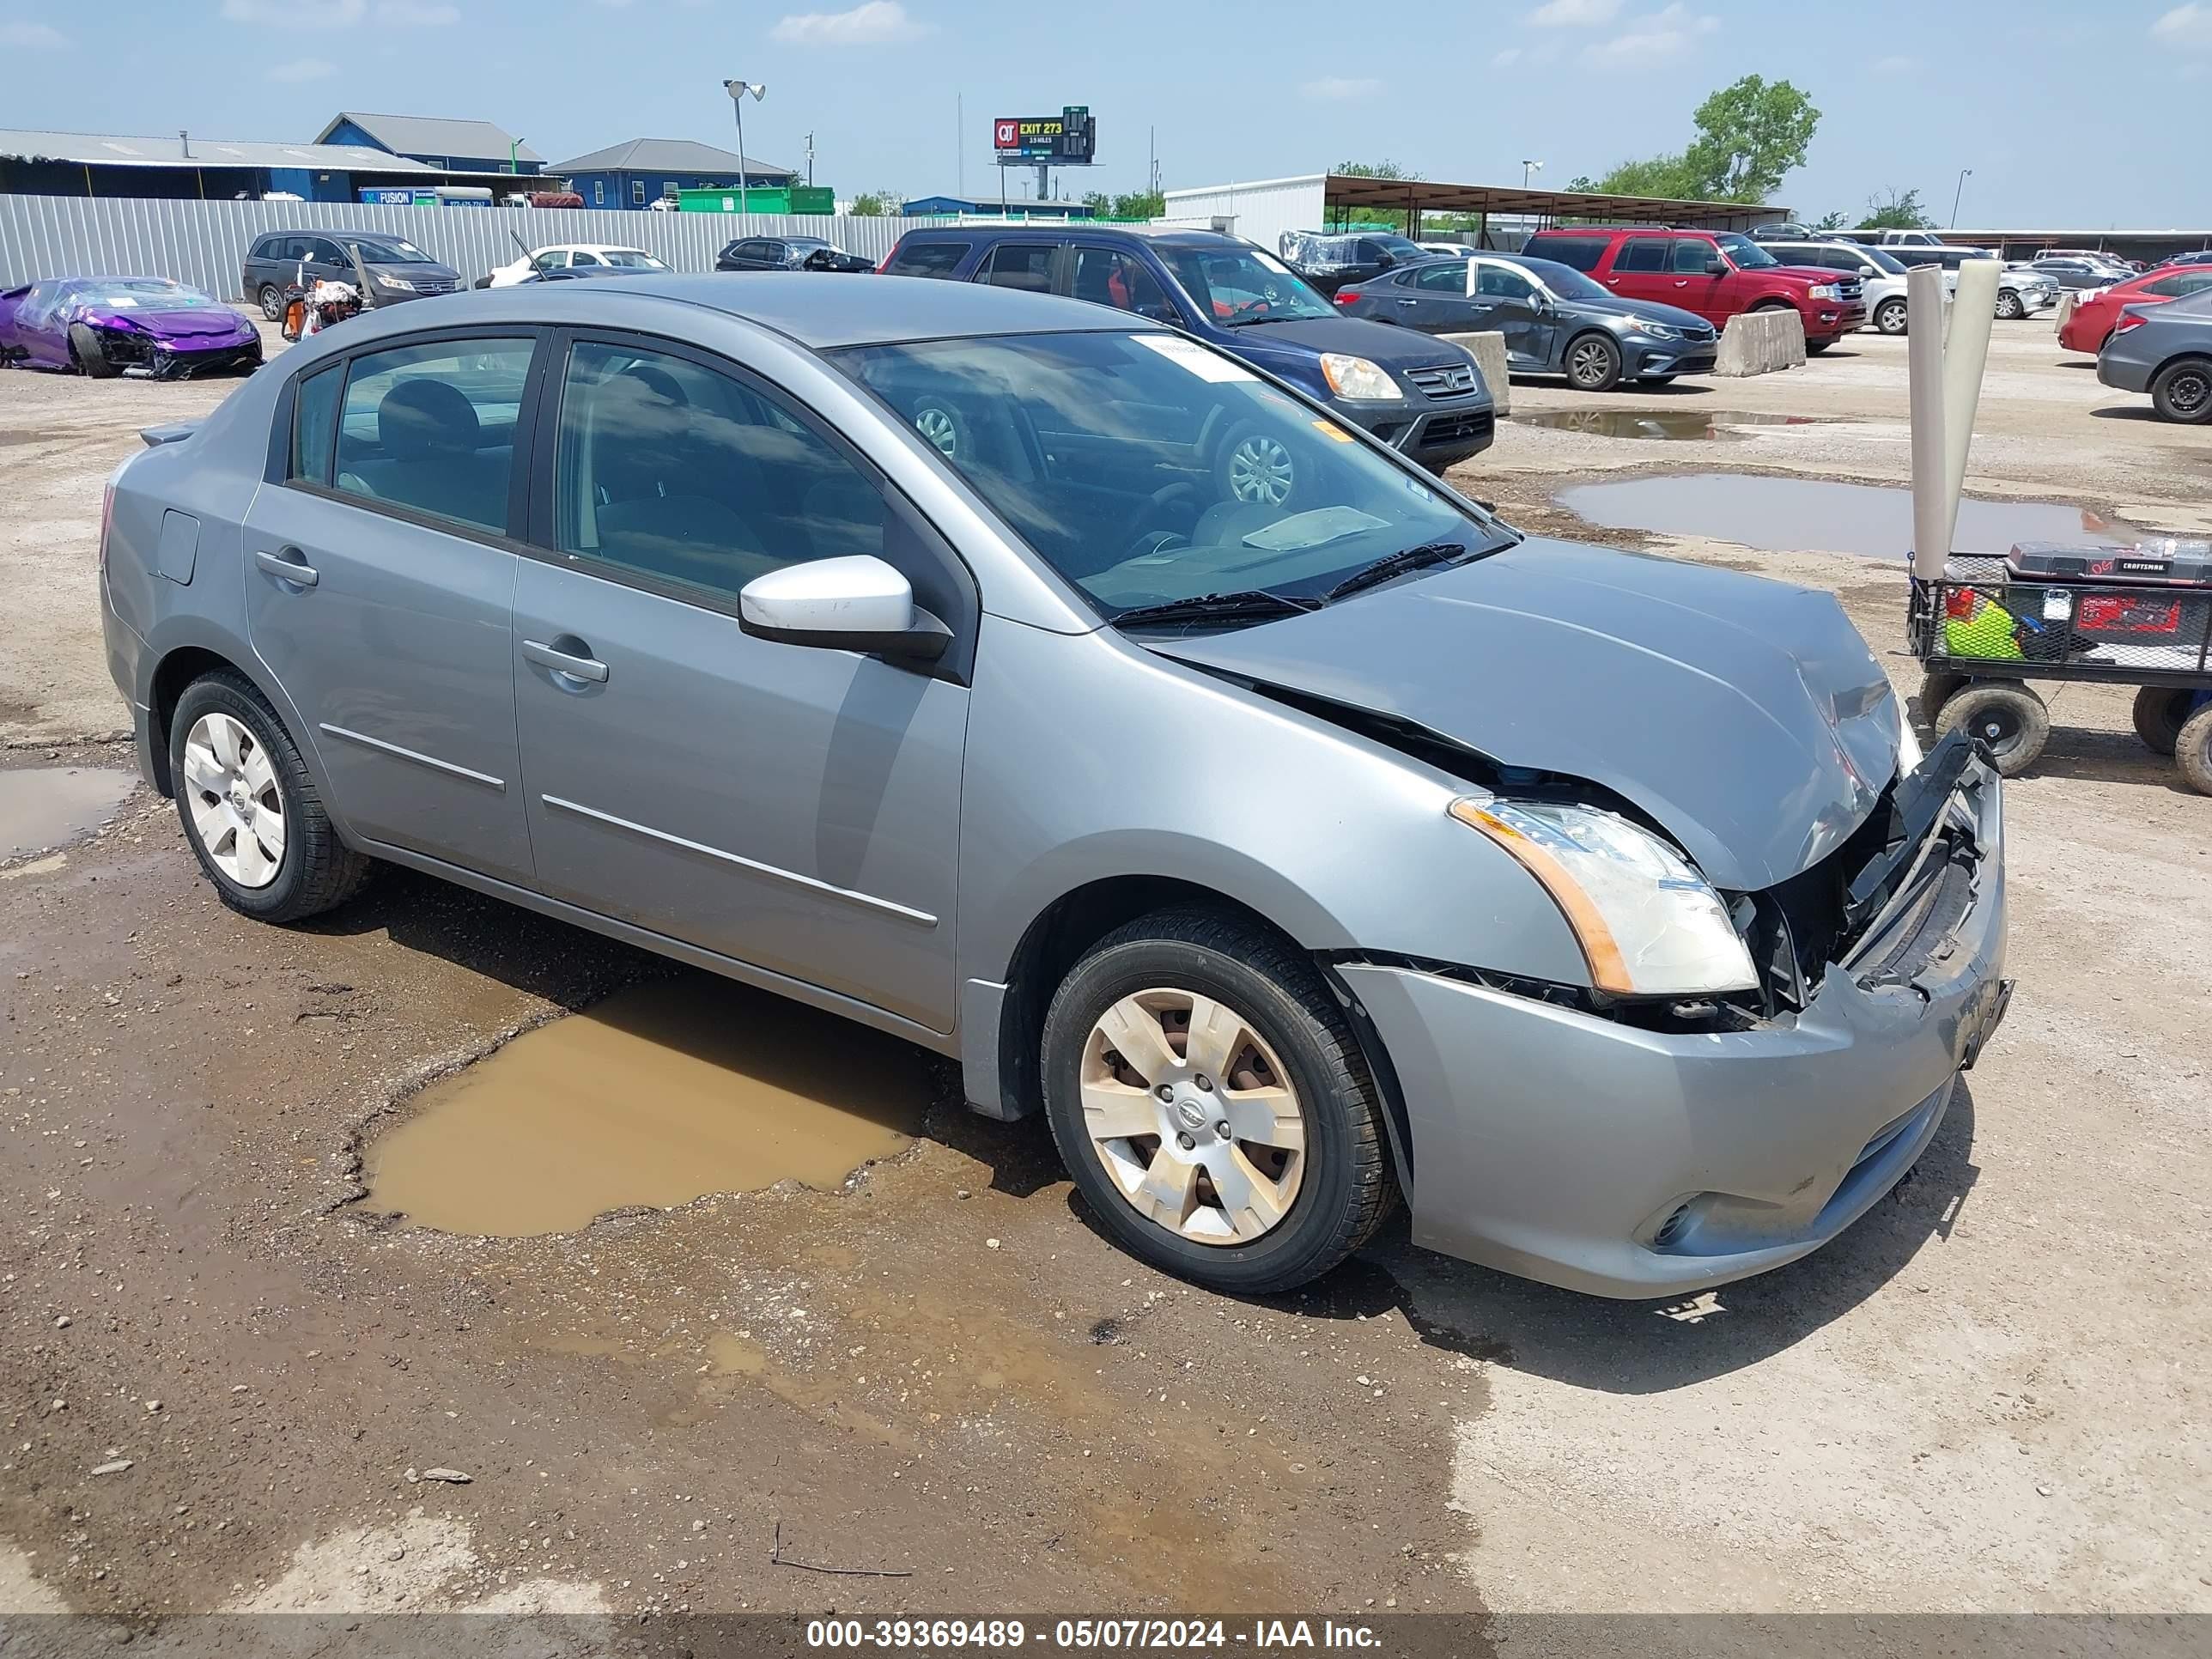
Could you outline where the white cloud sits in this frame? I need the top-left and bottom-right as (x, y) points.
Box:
(1584, 3), (1717, 64)
(222, 0), (365, 21)
(1872, 52), (1921, 75)
(377, 0), (459, 21)
(267, 56), (337, 80)
(1301, 76), (1382, 100)
(1529, 0), (1621, 24)
(0, 20), (69, 45)
(2153, 3), (2212, 46)
(1492, 46), (1522, 65)
(770, 0), (926, 44)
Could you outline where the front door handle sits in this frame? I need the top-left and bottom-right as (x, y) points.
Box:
(1396, 298), (1419, 307)
(255, 546), (319, 586)
(522, 636), (610, 684)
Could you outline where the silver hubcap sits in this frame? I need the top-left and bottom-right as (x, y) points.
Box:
(1227, 435), (1295, 505)
(914, 406), (959, 458)
(182, 712), (285, 889)
(1080, 989), (1307, 1246)
(1569, 341), (1611, 385)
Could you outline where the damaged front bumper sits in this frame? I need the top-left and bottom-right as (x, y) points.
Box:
(1340, 753), (2008, 1298)
(91, 325), (263, 380)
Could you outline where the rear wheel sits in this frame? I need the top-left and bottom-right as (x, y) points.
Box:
(2176, 704), (2212, 797)
(69, 323), (118, 379)
(2149, 358), (2212, 424)
(1875, 297), (1909, 335)
(1936, 681), (2050, 776)
(258, 283), (284, 320)
(1040, 910), (1397, 1295)
(1563, 331), (1622, 392)
(169, 672), (371, 924)
(2130, 686), (2198, 756)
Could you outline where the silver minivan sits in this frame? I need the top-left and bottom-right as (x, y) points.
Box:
(98, 276), (2010, 1298)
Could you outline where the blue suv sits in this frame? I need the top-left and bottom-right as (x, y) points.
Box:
(880, 226), (1495, 477)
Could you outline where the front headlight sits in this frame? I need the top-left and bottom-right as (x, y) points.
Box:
(1808, 283), (1838, 300)
(1319, 352), (1400, 400)
(1632, 319), (1680, 339)
(380, 276), (417, 291)
(1449, 798), (1758, 997)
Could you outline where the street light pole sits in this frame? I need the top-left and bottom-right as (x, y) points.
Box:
(1951, 167), (1972, 229)
(1522, 159), (1543, 190)
(723, 80), (766, 216)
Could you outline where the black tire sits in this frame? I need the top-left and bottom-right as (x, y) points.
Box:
(258, 283), (284, 320)
(2149, 357), (2212, 424)
(1806, 339), (1834, 355)
(1996, 289), (2025, 320)
(2177, 704), (2212, 797)
(2130, 685), (2197, 756)
(1563, 331), (1622, 392)
(1917, 670), (1966, 722)
(1936, 680), (2051, 776)
(1875, 297), (1909, 335)
(169, 671), (371, 924)
(1638, 374), (1680, 386)
(1039, 909), (1399, 1295)
(69, 323), (118, 379)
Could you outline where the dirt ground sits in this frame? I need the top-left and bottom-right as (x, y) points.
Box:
(2, 314), (2209, 1630)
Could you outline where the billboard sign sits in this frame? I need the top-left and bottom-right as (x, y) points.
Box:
(992, 107), (1096, 165)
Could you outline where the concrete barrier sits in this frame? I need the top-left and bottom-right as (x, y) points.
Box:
(1438, 331), (1510, 415)
(1712, 308), (1806, 377)
(2054, 292), (2078, 335)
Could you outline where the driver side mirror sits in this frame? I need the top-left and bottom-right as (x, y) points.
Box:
(739, 555), (951, 664)
(1858, 264), (1876, 278)
(1705, 257), (1729, 276)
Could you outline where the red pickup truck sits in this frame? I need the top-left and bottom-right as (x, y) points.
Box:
(1523, 227), (1869, 351)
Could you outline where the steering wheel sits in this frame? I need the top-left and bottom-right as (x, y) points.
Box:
(1119, 482), (1203, 562)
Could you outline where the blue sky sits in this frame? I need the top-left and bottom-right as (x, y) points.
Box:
(3, 0), (2209, 227)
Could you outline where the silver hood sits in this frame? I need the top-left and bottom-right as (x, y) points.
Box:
(1146, 538), (1903, 892)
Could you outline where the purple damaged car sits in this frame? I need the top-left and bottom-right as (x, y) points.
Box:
(0, 276), (264, 380)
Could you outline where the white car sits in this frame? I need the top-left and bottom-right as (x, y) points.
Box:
(481, 245), (670, 289)
(1418, 241), (1482, 259)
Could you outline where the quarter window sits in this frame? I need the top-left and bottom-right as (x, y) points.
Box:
(551, 341), (886, 603)
(331, 337), (535, 534)
(979, 242), (1056, 293)
(289, 365), (341, 486)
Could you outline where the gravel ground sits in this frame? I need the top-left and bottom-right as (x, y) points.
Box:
(2, 314), (2208, 1629)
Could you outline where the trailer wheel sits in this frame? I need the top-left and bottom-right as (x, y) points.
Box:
(2130, 686), (2198, 757)
(2176, 704), (2212, 797)
(1917, 670), (1965, 721)
(1937, 681), (2050, 776)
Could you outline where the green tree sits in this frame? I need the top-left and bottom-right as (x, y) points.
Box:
(848, 189), (901, 216)
(1857, 188), (1936, 230)
(1081, 190), (1112, 215)
(1572, 153), (1703, 200)
(1681, 76), (1820, 203)
(1334, 159), (1423, 180)
(1109, 188), (1165, 219)
(1808, 209), (1850, 232)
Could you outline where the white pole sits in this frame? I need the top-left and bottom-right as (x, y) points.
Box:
(1906, 264), (1950, 580)
(1940, 258), (2001, 555)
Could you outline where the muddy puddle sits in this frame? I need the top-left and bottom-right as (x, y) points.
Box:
(1520, 409), (1824, 440)
(363, 974), (931, 1236)
(0, 766), (137, 860)
(1556, 473), (2145, 559)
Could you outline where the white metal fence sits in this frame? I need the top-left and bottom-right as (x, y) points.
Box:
(0, 195), (939, 298)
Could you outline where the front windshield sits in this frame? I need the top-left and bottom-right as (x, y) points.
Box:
(75, 279), (216, 309)
(1506, 257), (1611, 301)
(1157, 246), (1333, 324)
(601, 249), (666, 268)
(1716, 233), (1779, 270)
(352, 240), (430, 264)
(835, 331), (1505, 620)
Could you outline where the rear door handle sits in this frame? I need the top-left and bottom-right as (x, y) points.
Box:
(254, 546), (318, 586)
(521, 637), (610, 684)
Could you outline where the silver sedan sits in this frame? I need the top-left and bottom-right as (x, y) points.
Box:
(98, 276), (2009, 1297)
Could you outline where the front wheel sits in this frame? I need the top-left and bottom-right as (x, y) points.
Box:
(2150, 358), (2212, 424)
(1040, 911), (1398, 1294)
(1563, 331), (1622, 392)
(258, 283), (284, 320)
(1936, 680), (2050, 777)
(170, 672), (371, 923)
(1996, 289), (2026, 320)
(1806, 339), (1834, 355)
(69, 323), (118, 379)
(1875, 298), (1909, 335)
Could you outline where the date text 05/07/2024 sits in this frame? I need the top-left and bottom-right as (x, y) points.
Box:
(805, 1620), (1386, 1650)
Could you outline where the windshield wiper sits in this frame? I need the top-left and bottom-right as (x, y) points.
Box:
(1223, 313), (1324, 326)
(1322, 541), (1474, 602)
(1110, 589), (1322, 629)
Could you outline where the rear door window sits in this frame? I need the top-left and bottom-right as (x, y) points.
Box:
(1415, 261), (1470, 293)
(332, 337), (536, 535)
(979, 242), (1057, 293)
(1615, 239), (1670, 273)
(1533, 236), (1608, 272)
(884, 240), (968, 278)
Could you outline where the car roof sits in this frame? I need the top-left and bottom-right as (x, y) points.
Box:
(401, 271), (1158, 349)
(1531, 226), (1715, 238)
(899, 223), (1249, 252)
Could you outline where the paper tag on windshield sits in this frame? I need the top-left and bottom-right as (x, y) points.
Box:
(1133, 333), (1256, 383)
